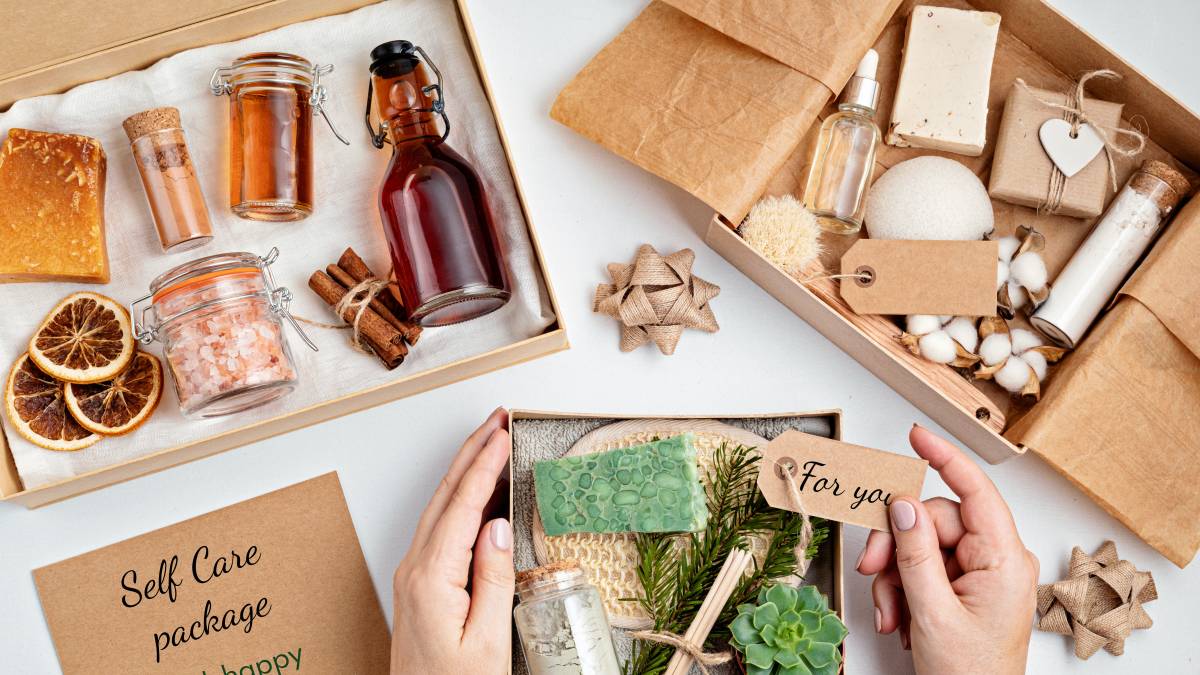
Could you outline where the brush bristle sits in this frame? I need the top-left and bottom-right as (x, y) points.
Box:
(740, 195), (824, 279)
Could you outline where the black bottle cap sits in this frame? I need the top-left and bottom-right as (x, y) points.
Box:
(370, 40), (418, 75)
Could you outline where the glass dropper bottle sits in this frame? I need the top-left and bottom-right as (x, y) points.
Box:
(803, 49), (882, 235)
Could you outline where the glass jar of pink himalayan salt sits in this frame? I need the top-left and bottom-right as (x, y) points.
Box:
(131, 248), (317, 418)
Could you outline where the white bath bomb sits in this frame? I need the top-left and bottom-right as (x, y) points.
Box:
(865, 157), (994, 240)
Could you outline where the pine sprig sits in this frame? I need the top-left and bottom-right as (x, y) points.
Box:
(624, 443), (829, 675)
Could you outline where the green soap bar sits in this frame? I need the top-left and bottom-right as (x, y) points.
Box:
(534, 434), (709, 536)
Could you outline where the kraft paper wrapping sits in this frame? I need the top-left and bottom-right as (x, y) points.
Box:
(1008, 199), (1200, 568)
(550, 0), (902, 222)
(989, 82), (1124, 218)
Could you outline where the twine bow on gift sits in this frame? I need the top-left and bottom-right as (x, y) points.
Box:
(593, 244), (720, 355)
(1015, 70), (1147, 213)
(1036, 540), (1157, 660)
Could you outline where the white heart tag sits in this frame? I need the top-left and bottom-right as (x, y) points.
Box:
(1039, 118), (1105, 178)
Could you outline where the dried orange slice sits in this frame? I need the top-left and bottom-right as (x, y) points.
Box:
(65, 352), (163, 435)
(4, 353), (100, 451)
(28, 292), (134, 384)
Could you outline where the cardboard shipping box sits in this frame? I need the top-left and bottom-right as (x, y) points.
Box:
(552, 0), (1200, 567)
(0, 0), (568, 507)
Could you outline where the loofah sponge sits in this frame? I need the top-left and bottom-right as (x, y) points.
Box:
(900, 315), (979, 367)
(864, 156), (994, 241)
(975, 317), (1065, 399)
(740, 194), (825, 279)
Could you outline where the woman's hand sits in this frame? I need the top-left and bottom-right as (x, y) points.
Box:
(858, 425), (1038, 675)
(391, 408), (513, 674)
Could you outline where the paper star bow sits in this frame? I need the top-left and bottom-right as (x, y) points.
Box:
(593, 244), (720, 355)
(1036, 540), (1157, 660)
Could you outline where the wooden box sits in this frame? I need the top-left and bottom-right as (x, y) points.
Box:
(507, 409), (846, 674)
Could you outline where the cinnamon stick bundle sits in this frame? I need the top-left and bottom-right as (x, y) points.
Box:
(308, 270), (408, 369)
(307, 248), (424, 369)
(338, 248), (422, 345)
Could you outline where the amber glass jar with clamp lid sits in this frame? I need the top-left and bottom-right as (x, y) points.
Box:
(211, 52), (349, 222)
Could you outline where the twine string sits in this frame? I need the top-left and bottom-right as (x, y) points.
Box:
(295, 277), (391, 354)
(626, 631), (731, 675)
(775, 458), (815, 578)
(1014, 70), (1147, 208)
(800, 271), (872, 285)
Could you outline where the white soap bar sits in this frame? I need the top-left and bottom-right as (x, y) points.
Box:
(887, 5), (1001, 157)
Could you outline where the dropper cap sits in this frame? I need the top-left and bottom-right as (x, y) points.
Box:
(841, 49), (880, 113)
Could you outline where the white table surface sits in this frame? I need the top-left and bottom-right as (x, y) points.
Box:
(2, 1), (1198, 673)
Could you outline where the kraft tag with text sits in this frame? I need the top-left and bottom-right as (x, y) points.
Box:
(758, 430), (928, 531)
(33, 473), (389, 675)
(840, 239), (999, 316)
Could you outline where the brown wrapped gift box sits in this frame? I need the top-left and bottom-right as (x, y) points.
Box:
(1009, 200), (1200, 568)
(989, 81), (1123, 218)
(551, 0), (901, 223)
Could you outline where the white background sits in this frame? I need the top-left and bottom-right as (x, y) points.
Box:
(2, 1), (1198, 673)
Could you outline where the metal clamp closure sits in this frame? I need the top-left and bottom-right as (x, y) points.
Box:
(210, 62), (349, 146)
(364, 44), (451, 149)
(129, 248), (318, 352)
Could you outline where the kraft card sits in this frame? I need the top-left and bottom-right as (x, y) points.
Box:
(33, 473), (390, 675)
(839, 239), (999, 317)
(758, 430), (928, 531)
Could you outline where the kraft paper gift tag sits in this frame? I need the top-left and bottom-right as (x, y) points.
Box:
(757, 429), (927, 531)
(551, 0), (902, 223)
(839, 240), (999, 316)
(33, 473), (390, 674)
(989, 81), (1124, 218)
(1008, 197), (1200, 568)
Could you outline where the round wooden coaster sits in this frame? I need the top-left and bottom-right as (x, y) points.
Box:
(531, 419), (769, 629)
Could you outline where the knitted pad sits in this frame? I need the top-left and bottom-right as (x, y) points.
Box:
(531, 419), (770, 629)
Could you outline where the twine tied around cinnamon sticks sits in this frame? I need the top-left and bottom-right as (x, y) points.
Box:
(1014, 69), (1147, 211)
(305, 248), (422, 369)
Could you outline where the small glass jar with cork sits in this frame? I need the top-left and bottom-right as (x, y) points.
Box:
(123, 107), (214, 252)
(513, 561), (621, 675)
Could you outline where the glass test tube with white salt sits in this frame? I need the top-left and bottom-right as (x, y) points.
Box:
(1031, 160), (1191, 349)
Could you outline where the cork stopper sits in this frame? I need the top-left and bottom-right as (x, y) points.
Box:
(516, 560), (581, 585)
(122, 107), (182, 142)
(1132, 159), (1192, 212)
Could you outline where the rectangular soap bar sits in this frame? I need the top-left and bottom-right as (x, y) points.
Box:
(887, 6), (1000, 157)
(0, 128), (109, 283)
(534, 434), (709, 536)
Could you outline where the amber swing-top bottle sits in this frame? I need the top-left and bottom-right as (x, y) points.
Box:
(365, 40), (510, 327)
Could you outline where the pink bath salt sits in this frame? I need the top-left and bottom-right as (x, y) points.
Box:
(158, 274), (296, 413)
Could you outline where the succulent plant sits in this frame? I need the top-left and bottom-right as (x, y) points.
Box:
(729, 583), (848, 675)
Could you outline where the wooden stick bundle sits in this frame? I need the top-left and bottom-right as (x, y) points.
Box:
(663, 548), (755, 675)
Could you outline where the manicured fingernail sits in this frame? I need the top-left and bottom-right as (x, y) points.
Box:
(490, 518), (512, 550)
(874, 607), (882, 633)
(855, 547), (866, 571)
(890, 500), (917, 532)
